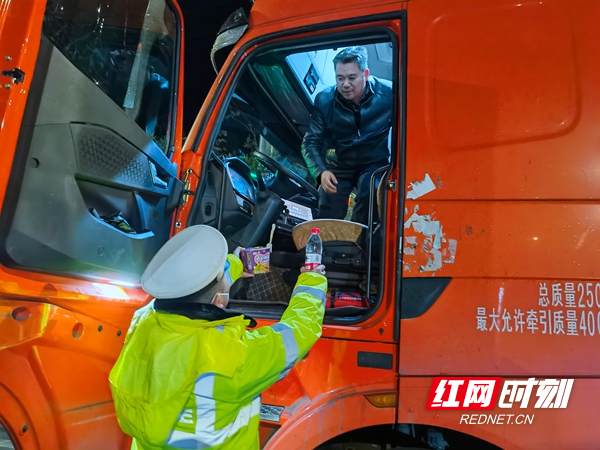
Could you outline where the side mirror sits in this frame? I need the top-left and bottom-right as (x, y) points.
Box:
(211, 8), (249, 74)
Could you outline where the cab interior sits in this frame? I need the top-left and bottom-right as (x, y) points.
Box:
(188, 39), (396, 320)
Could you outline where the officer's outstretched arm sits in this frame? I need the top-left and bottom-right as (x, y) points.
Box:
(232, 272), (327, 402)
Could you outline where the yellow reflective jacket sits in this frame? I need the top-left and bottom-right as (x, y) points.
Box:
(109, 255), (327, 450)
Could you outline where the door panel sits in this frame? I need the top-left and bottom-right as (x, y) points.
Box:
(2, 0), (183, 284)
(0, 0), (184, 447)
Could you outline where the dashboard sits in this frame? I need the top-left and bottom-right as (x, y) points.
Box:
(224, 156), (315, 229)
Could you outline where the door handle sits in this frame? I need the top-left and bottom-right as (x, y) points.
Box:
(1, 68), (25, 84)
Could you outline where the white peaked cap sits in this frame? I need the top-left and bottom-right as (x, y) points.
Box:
(141, 225), (228, 299)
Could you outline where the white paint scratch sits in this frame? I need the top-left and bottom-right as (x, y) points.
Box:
(421, 248), (442, 272)
(407, 173), (437, 199)
(443, 239), (457, 263)
(404, 212), (442, 249)
(403, 205), (457, 274)
(403, 236), (417, 255)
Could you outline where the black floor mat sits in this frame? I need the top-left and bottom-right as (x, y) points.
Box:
(232, 266), (296, 302)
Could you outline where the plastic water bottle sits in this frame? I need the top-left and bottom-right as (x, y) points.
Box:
(305, 227), (322, 270)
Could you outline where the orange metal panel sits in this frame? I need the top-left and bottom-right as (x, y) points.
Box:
(400, 277), (600, 376)
(0, 300), (131, 449)
(0, 0), (46, 210)
(404, 0), (600, 201)
(396, 0), (600, 447)
(249, 0), (407, 31)
(401, 201), (600, 280)
(261, 338), (397, 449)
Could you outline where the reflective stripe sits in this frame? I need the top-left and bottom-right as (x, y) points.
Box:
(215, 326), (224, 333)
(166, 374), (260, 448)
(270, 323), (299, 381)
(291, 285), (326, 307)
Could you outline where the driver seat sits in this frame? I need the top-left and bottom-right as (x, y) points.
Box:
(292, 219), (367, 265)
(290, 218), (368, 289)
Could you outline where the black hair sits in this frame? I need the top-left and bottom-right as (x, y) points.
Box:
(332, 46), (369, 71)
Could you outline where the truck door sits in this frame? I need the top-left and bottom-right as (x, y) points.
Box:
(0, 0), (184, 448)
(177, 5), (407, 449)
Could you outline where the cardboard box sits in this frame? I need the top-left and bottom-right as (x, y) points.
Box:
(240, 247), (271, 275)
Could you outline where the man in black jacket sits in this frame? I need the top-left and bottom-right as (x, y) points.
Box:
(301, 46), (392, 225)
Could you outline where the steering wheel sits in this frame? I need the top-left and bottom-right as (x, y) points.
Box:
(254, 152), (319, 198)
(254, 166), (267, 192)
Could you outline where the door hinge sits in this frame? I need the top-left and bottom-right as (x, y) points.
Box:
(182, 169), (194, 205)
(1, 68), (25, 84)
(387, 180), (396, 191)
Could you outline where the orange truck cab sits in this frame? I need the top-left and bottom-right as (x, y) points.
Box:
(1, 0), (599, 449)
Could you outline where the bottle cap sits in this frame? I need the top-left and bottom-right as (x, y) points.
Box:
(311, 227), (320, 234)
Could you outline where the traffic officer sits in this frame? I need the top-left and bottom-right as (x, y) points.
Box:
(109, 225), (327, 449)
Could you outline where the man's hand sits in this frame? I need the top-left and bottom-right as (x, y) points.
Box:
(300, 264), (326, 276)
(320, 171), (338, 194)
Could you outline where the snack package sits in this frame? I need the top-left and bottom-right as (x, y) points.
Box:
(240, 247), (271, 275)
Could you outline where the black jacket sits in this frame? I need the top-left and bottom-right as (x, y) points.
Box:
(301, 77), (393, 180)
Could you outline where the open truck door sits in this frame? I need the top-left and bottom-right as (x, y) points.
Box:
(174, 4), (408, 448)
(0, 0), (184, 447)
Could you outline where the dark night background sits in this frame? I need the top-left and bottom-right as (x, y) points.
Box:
(178, 0), (251, 135)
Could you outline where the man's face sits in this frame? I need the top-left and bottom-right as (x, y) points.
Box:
(335, 61), (369, 104)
